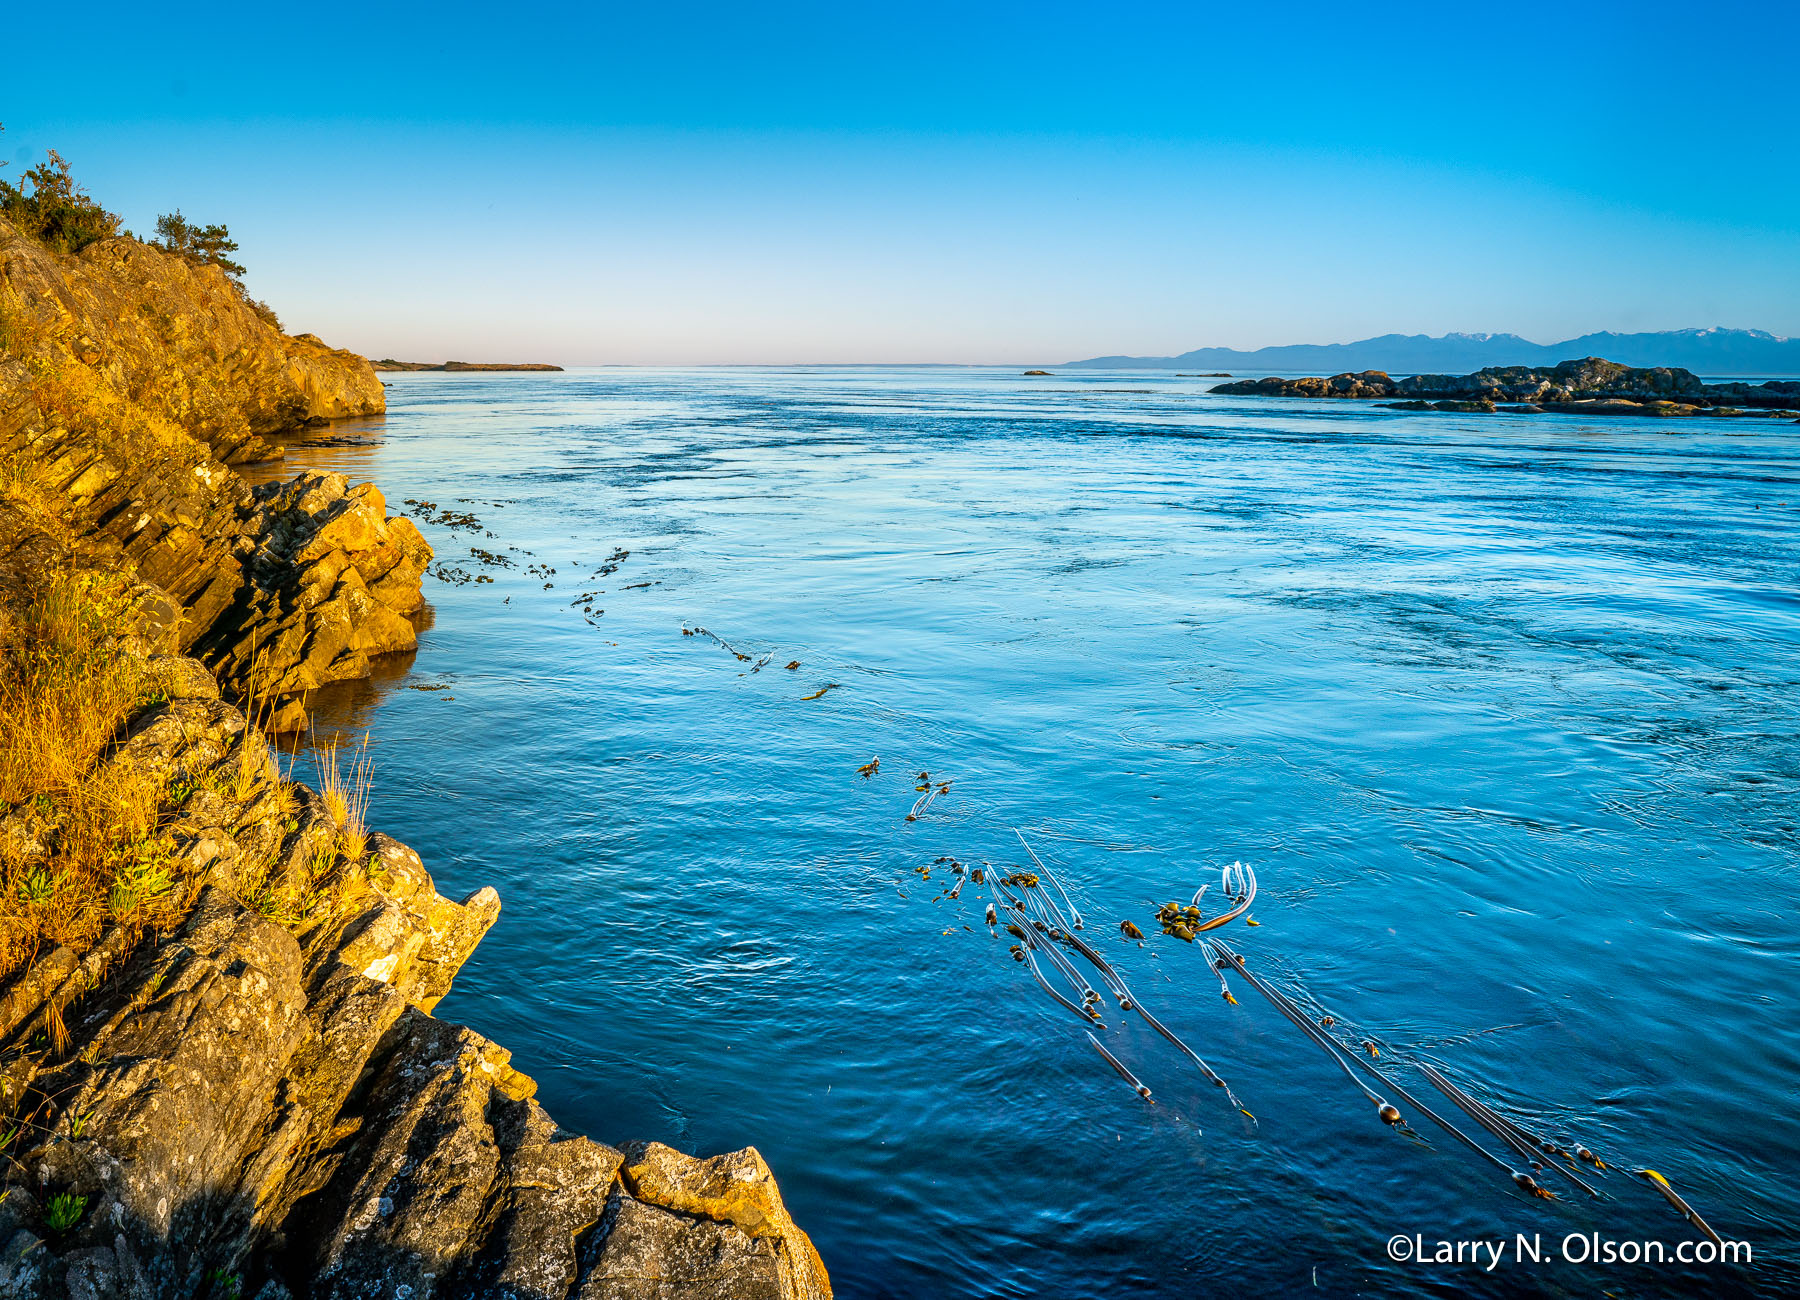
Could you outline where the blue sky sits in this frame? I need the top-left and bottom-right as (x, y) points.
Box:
(6, 1), (1797, 363)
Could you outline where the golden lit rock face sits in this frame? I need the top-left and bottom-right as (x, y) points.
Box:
(0, 220), (384, 465)
(0, 671), (826, 1297)
(621, 1141), (835, 1300)
(1, 215), (423, 726)
(194, 470), (433, 728)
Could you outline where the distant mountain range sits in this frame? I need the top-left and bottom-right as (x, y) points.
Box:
(1065, 328), (1800, 376)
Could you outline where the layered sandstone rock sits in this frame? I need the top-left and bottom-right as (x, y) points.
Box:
(1, 216), (424, 728)
(199, 473), (433, 731)
(0, 661), (830, 1300)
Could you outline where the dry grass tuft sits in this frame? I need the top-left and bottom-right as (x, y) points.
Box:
(44, 999), (68, 1056)
(0, 572), (145, 796)
(315, 735), (373, 863)
(0, 568), (171, 974)
(0, 564), (227, 982)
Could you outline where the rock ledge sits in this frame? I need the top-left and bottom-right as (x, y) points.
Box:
(0, 667), (830, 1298)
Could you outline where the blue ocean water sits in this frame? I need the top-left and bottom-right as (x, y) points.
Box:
(266, 369), (1800, 1297)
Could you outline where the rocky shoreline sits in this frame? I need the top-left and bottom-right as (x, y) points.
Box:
(1211, 357), (1800, 419)
(0, 666), (829, 1299)
(0, 219), (828, 1296)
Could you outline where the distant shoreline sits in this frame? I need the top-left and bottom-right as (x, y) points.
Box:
(1066, 327), (1800, 376)
(371, 359), (564, 372)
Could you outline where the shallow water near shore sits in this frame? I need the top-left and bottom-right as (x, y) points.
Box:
(266, 368), (1799, 1296)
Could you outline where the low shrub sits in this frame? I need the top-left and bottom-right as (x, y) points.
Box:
(0, 145), (120, 255)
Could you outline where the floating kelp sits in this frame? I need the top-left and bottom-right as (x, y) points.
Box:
(1203, 936), (1654, 1209)
(800, 684), (840, 701)
(986, 866), (1247, 1113)
(1088, 1032), (1153, 1103)
(686, 625), (753, 662)
(907, 778), (951, 821)
(589, 547), (630, 578)
(403, 498), (491, 534)
(1205, 938), (1407, 1134)
(1153, 861), (1256, 939)
(428, 562), (495, 586)
(905, 816), (1721, 1245)
(1634, 1169), (1725, 1246)
(1416, 1063), (1600, 1199)
(1016, 829), (1083, 930)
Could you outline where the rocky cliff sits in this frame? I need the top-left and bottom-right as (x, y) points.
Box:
(1, 222), (384, 465)
(1, 218), (423, 731)
(370, 362), (563, 372)
(0, 220), (829, 1296)
(1212, 357), (1800, 417)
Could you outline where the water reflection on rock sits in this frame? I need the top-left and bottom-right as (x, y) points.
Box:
(239, 412), (391, 489)
(272, 602), (436, 751)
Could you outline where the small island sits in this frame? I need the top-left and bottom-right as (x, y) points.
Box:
(1212, 357), (1800, 418)
(371, 360), (565, 372)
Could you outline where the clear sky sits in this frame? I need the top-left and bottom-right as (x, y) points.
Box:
(6, 1), (1797, 364)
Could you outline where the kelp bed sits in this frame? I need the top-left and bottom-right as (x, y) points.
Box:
(372, 490), (1730, 1253)
(893, 784), (1724, 1251)
(377, 551), (1728, 1252)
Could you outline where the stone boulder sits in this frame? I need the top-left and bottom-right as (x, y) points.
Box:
(1212, 371), (1398, 399)
(200, 472), (433, 730)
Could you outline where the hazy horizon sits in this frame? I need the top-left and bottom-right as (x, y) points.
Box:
(8, 0), (1797, 365)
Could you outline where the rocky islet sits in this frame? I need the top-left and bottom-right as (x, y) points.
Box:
(1211, 356), (1800, 418)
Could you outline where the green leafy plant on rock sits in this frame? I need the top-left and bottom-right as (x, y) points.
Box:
(203, 1266), (244, 1299)
(17, 867), (58, 905)
(43, 1192), (86, 1232)
(107, 839), (177, 920)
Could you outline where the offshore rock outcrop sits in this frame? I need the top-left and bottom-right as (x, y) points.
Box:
(1212, 357), (1800, 417)
(0, 661), (829, 1299)
(370, 361), (563, 372)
